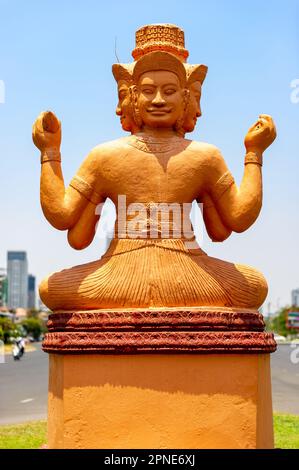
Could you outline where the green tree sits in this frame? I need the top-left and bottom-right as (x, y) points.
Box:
(21, 318), (43, 341)
(0, 318), (18, 343)
(27, 309), (39, 318)
(267, 307), (298, 337)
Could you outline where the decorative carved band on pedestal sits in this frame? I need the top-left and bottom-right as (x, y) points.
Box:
(43, 308), (276, 354)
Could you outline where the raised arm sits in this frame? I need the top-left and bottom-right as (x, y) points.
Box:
(205, 115), (276, 233)
(32, 111), (104, 230)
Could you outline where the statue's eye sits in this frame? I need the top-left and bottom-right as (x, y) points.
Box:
(164, 88), (176, 95)
(142, 88), (154, 94)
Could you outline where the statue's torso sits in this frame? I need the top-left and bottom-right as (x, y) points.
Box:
(94, 135), (213, 205)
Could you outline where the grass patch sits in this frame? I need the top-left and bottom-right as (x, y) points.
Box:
(0, 414), (298, 448)
(274, 413), (299, 449)
(0, 420), (46, 449)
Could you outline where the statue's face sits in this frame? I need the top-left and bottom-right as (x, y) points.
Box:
(116, 80), (133, 132)
(137, 71), (185, 128)
(184, 81), (202, 133)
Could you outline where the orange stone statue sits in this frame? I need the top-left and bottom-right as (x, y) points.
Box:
(32, 24), (277, 449)
(33, 26), (276, 313)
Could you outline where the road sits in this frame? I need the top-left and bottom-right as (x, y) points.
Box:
(0, 344), (298, 424)
(0, 343), (48, 425)
(271, 343), (299, 415)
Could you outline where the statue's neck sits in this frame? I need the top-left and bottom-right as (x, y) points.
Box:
(136, 126), (181, 139)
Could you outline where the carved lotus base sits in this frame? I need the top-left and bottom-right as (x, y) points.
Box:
(43, 307), (276, 354)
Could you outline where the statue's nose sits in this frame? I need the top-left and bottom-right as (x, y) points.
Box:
(152, 91), (166, 106)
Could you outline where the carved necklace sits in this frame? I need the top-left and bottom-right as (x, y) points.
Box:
(128, 134), (187, 154)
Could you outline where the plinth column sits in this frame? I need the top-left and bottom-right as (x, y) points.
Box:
(43, 307), (276, 449)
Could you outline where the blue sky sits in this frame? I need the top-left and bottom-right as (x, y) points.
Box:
(0, 0), (298, 311)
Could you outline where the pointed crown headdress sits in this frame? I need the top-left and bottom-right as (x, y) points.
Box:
(112, 23), (208, 87)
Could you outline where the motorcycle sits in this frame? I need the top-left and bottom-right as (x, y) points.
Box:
(12, 338), (25, 360)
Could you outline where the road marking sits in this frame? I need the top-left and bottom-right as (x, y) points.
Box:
(20, 398), (34, 403)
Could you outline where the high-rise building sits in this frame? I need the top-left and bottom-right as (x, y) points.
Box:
(7, 251), (28, 309)
(27, 274), (36, 309)
(291, 288), (299, 307)
(0, 268), (8, 307)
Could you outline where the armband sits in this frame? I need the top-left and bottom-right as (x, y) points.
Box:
(212, 171), (235, 201)
(69, 175), (101, 205)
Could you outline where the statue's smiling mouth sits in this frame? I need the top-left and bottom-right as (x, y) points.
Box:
(147, 108), (171, 115)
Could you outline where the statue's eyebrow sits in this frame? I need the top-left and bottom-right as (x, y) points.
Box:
(140, 82), (156, 87)
(162, 82), (179, 88)
(140, 84), (156, 91)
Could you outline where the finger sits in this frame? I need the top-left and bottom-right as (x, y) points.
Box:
(270, 123), (277, 140)
(42, 111), (60, 133)
(257, 117), (272, 133)
(248, 120), (260, 132)
(268, 117), (277, 139)
(254, 115), (269, 129)
(32, 128), (41, 147)
(259, 114), (275, 129)
(259, 114), (272, 122)
(33, 112), (46, 134)
(252, 120), (266, 132)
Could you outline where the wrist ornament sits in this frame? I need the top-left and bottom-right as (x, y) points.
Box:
(244, 151), (263, 166)
(41, 148), (61, 164)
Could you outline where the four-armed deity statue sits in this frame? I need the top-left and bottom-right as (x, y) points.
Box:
(32, 24), (277, 449)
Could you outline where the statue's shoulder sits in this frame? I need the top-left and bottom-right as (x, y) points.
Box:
(187, 140), (220, 157)
(89, 136), (132, 160)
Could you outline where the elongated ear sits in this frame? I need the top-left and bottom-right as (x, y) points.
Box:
(129, 85), (143, 128)
(186, 64), (208, 85)
(112, 63), (133, 83)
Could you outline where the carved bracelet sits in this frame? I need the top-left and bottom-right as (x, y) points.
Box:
(40, 149), (61, 164)
(244, 151), (263, 166)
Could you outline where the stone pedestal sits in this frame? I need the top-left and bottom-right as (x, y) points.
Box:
(43, 308), (276, 449)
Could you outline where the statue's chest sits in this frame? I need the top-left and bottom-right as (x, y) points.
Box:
(101, 150), (202, 202)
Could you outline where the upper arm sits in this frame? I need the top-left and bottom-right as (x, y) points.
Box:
(202, 145), (236, 204)
(67, 146), (106, 206)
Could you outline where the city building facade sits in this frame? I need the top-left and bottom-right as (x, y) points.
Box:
(291, 288), (299, 307)
(27, 274), (36, 309)
(7, 251), (28, 309)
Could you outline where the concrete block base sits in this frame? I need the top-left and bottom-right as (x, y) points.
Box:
(48, 353), (274, 449)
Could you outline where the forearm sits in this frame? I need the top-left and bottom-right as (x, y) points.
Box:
(201, 195), (232, 242)
(211, 152), (263, 233)
(67, 201), (101, 250)
(206, 114), (275, 233)
(40, 149), (88, 230)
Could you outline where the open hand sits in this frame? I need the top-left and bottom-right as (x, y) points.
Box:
(32, 111), (61, 152)
(244, 114), (276, 155)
